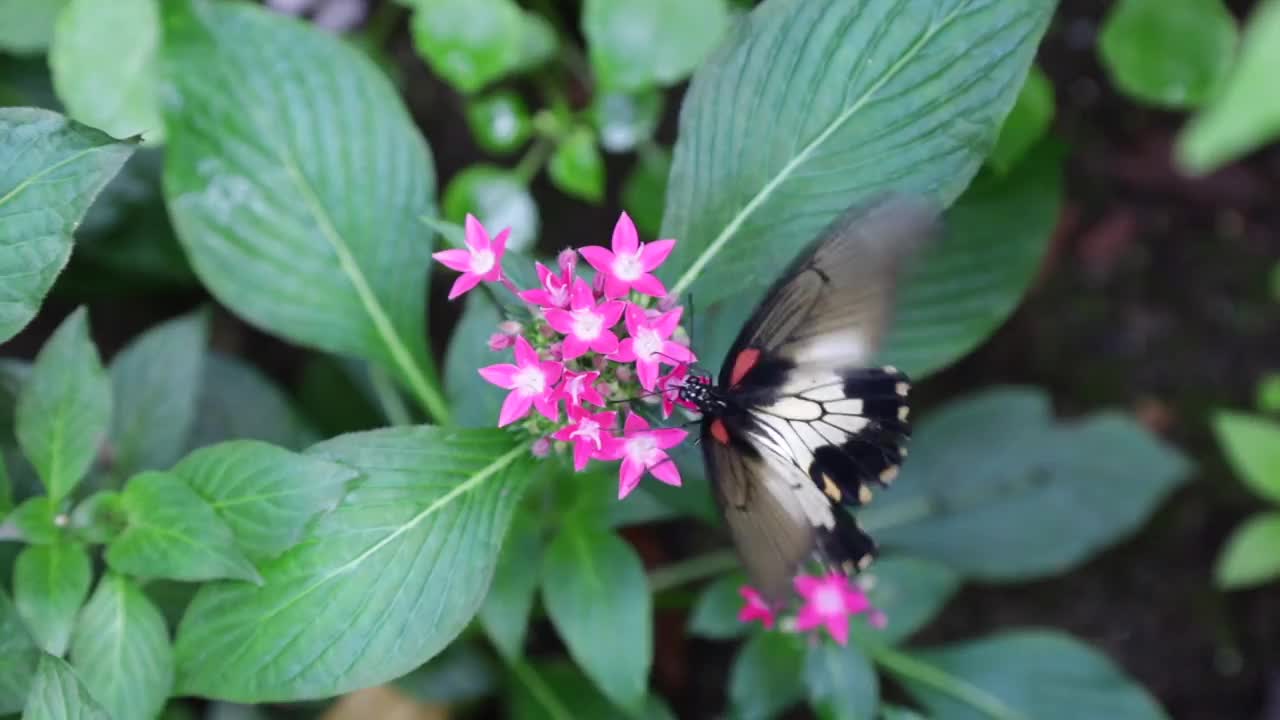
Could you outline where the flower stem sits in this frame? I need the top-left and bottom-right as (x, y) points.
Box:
(368, 364), (412, 426)
(648, 548), (740, 592)
(514, 138), (553, 185)
(865, 643), (1025, 720)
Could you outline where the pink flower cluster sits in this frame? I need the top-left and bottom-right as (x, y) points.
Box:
(738, 573), (886, 645)
(433, 212), (698, 498)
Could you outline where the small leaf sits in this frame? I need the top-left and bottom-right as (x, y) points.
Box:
(0, 590), (40, 714)
(506, 661), (616, 720)
(0, 110), (135, 342)
(688, 571), (750, 640)
(1215, 511), (1280, 589)
(549, 127), (605, 203)
(13, 543), (92, 656)
(728, 631), (805, 720)
(466, 91), (533, 155)
(1213, 411), (1280, 503)
(583, 0), (730, 91)
(1099, 0), (1236, 109)
(172, 440), (358, 560)
(1177, 0), (1280, 173)
(541, 521), (652, 713)
(517, 11), (558, 69)
(989, 65), (1055, 174)
(69, 491), (125, 544)
(70, 574), (173, 720)
(0, 0), (70, 54)
(410, 0), (525, 94)
(899, 631), (1168, 720)
(50, 0), (163, 141)
(109, 309), (209, 480)
(621, 147), (671, 238)
(590, 90), (663, 154)
(188, 352), (319, 452)
(15, 308), (112, 504)
(9, 497), (58, 545)
(22, 654), (111, 720)
(1257, 373), (1280, 413)
(442, 165), (539, 252)
(479, 511), (543, 660)
(174, 427), (533, 701)
(804, 640), (878, 720)
(106, 470), (260, 583)
(856, 555), (960, 646)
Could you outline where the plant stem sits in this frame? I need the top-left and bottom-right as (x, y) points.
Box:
(514, 138), (553, 185)
(866, 643), (1025, 720)
(368, 364), (412, 426)
(648, 548), (739, 592)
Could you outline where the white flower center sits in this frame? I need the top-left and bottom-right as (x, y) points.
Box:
(625, 434), (658, 464)
(470, 249), (495, 274)
(570, 418), (602, 448)
(613, 251), (643, 281)
(813, 585), (844, 616)
(634, 328), (663, 361)
(571, 308), (603, 340)
(513, 366), (546, 396)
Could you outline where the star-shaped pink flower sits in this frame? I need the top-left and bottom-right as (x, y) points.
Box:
(610, 305), (695, 391)
(793, 572), (874, 646)
(478, 336), (563, 427)
(656, 363), (698, 418)
(599, 412), (687, 499)
(557, 370), (606, 410)
(738, 586), (776, 629)
(578, 212), (675, 299)
(544, 278), (625, 361)
(518, 256), (574, 309)
(432, 214), (508, 300)
(553, 407), (618, 471)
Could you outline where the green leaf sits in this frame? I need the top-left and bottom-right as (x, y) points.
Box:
(857, 555), (959, 646)
(869, 387), (1189, 581)
(590, 90), (663, 154)
(443, 293), (509, 428)
(688, 571), (750, 640)
(188, 352), (318, 452)
(69, 491), (124, 544)
(173, 427), (532, 701)
(50, 0), (163, 141)
(160, 0), (447, 422)
(0, 449), (11, 519)
(393, 639), (497, 705)
(1098, 0), (1236, 109)
(0, 590), (40, 714)
(410, 0), (525, 94)
(804, 641), (879, 720)
(9, 497), (58, 545)
(1258, 373), (1280, 413)
(1212, 411), (1280, 503)
(541, 522), (652, 713)
(583, 0), (730, 91)
(466, 91), (533, 155)
(295, 356), (385, 437)
(0, 0), (70, 54)
(728, 631), (805, 720)
(660, 0), (1055, 306)
(1214, 511), (1280, 589)
(106, 470), (260, 583)
(621, 147), (671, 238)
(479, 510), (543, 660)
(172, 440), (358, 560)
(989, 65), (1055, 174)
(442, 165), (539, 252)
(1177, 0), (1280, 173)
(548, 127), (605, 204)
(0, 110), (135, 343)
(108, 309), (208, 480)
(22, 654), (111, 720)
(70, 574), (173, 720)
(517, 11), (558, 69)
(15, 308), (112, 504)
(13, 543), (91, 656)
(898, 631), (1168, 720)
(507, 661), (615, 720)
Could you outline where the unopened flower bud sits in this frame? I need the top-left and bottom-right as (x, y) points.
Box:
(487, 333), (513, 352)
(548, 342), (564, 360)
(531, 437), (552, 457)
(616, 365), (634, 383)
(557, 247), (578, 276)
(498, 320), (523, 336)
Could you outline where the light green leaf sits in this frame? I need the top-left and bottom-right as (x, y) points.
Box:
(1177, 0), (1280, 173)
(989, 65), (1055, 173)
(0, 590), (40, 714)
(173, 427), (532, 701)
(517, 11), (558, 69)
(856, 555), (960, 646)
(1212, 411), (1280, 503)
(188, 352), (318, 452)
(1258, 373), (1280, 413)
(160, 0), (447, 422)
(541, 522), (652, 713)
(583, 0), (730, 91)
(172, 440), (358, 560)
(106, 470), (260, 583)
(0, 110), (135, 343)
(466, 91), (533, 155)
(660, 0), (1056, 306)
(1215, 511), (1280, 589)
(868, 387), (1190, 581)
(0, 0), (70, 54)
(479, 510), (543, 660)
(898, 631), (1168, 720)
(590, 90), (663, 154)
(16, 308), (112, 504)
(13, 543), (91, 656)
(22, 654), (111, 720)
(69, 490), (124, 544)
(728, 631), (805, 720)
(411, 0), (525, 94)
(50, 0), (163, 141)
(442, 165), (539, 252)
(548, 127), (605, 203)
(109, 309), (208, 480)
(1099, 0), (1236, 109)
(443, 293), (509, 428)
(688, 571), (750, 640)
(804, 640), (879, 720)
(9, 497), (58, 545)
(621, 146), (671, 238)
(70, 574), (173, 720)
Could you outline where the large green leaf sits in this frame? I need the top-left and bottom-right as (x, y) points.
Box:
(988, 65), (1054, 174)
(0, 110), (134, 343)
(1212, 411), (1280, 503)
(1214, 511), (1280, 590)
(159, 0), (447, 421)
(172, 440), (358, 560)
(804, 640), (878, 720)
(0, 0), (70, 54)
(50, 0), (163, 141)
(13, 543), (91, 656)
(70, 574), (173, 720)
(410, 0), (525, 94)
(541, 521), (652, 713)
(867, 387), (1189, 581)
(173, 427), (532, 701)
(0, 590), (40, 714)
(444, 293), (509, 428)
(109, 309), (208, 480)
(15, 308), (112, 504)
(687, 571), (751, 640)
(188, 352), (318, 452)
(898, 631), (1167, 720)
(478, 510), (543, 661)
(22, 654), (111, 720)
(728, 631), (806, 720)
(1098, 0), (1236, 109)
(855, 554), (959, 646)
(583, 0), (730, 91)
(660, 0), (1056, 306)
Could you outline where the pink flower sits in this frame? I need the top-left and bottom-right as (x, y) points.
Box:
(738, 586), (776, 629)
(553, 407), (618, 471)
(478, 336), (563, 427)
(432, 214), (508, 300)
(656, 363), (698, 418)
(793, 572), (874, 646)
(557, 370), (606, 410)
(579, 212), (675, 299)
(599, 412), (687, 499)
(544, 278), (625, 361)
(519, 260), (574, 309)
(610, 305), (695, 391)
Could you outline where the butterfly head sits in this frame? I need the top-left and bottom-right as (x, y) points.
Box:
(677, 373), (727, 416)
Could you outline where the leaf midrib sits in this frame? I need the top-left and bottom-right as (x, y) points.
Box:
(0, 143), (121, 209)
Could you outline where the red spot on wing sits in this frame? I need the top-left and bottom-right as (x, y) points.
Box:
(710, 419), (730, 445)
(729, 347), (761, 387)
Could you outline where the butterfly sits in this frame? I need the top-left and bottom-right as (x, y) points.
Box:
(677, 195), (941, 604)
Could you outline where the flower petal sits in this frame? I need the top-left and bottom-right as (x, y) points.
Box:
(794, 575), (821, 597)
(464, 214), (489, 252)
(544, 308), (575, 335)
(570, 276), (595, 309)
(572, 440), (593, 471)
(618, 455), (645, 499)
(630, 272), (667, 298)
(648, 455), (682, 486)
(490, 227), (510, 260)
(602, 275), (630, 300)
(655, 306), (683, 338)
(662, 341), (696, 363)
(497, 391), (533, 427)
(540, 360), (564, 385)
(825, 616), (850, 646)
(648, 427), (688, 448)
(591, 330), (620, 356)
(639, 238), (676, 271)
(611, 212), (640, 254)
(577, 245), (614, 275)
(609, 338), (637, 363)
(561, 335), (588, 361)
(533, 392), (559, 422)
(519, 288), (553, 306)
(636, 358), (660, 391)
(447, 272), (481, 300)
(432, 248), (472, 272)
(623, 412), (650, 434)
(623, 303), (647, 337)
(513, 335), (539, 367)
(478, 363), (520, 389)
(599, 300), (626, 329)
